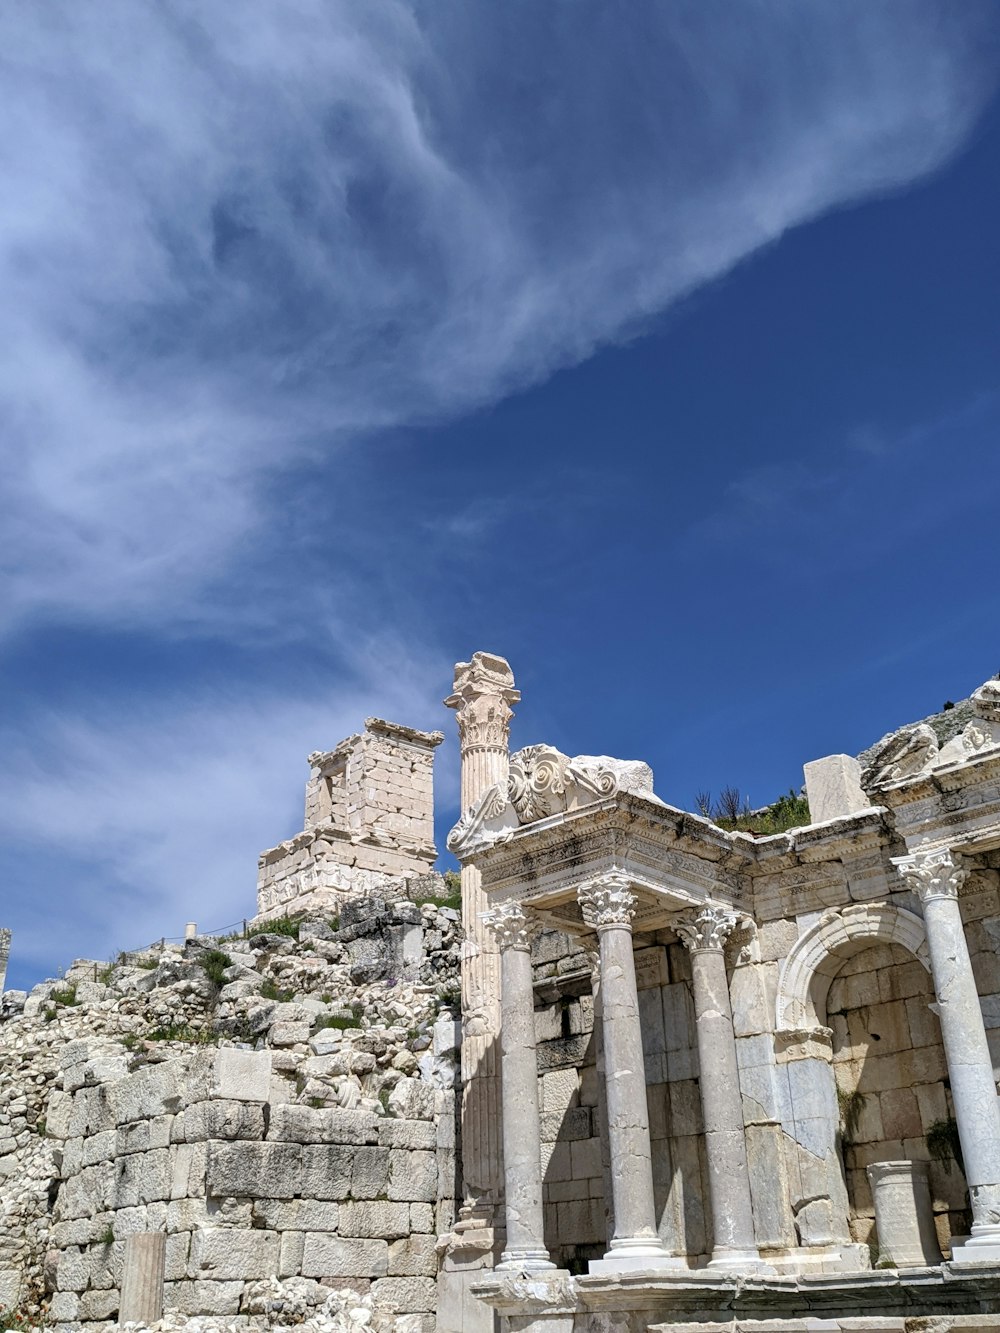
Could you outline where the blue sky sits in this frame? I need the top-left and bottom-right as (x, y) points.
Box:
(2, 2), (999, 987)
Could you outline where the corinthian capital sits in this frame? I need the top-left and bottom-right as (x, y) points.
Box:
(673, 905), (739, 952)
(577, 872), (636, 930)
(894, 848), (969, 902)
(482, 900), (540, 952)
(445, 652), (520, 754)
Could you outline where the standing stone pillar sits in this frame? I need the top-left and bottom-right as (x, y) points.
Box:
(482, 900), (554, 1271)
(674, 907), (770, 1271)
(578, 873), (677, 1272)
(444, 652), (520, 1230)
(867, 1161), (942, 1267)
(896, 849), (1000, 1263)
(119, 1232), (166, 1325)
(0, 929), (10, 994)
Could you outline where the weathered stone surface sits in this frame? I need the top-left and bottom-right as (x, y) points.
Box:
(189, 1227), (281, 1279)
(205, 1141), (302, 1199)
(269, 1103), (378, 1145)
(300, 1233), (388, 1278)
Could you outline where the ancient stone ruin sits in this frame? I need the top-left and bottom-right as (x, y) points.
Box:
(4, 656), (1000, 1332)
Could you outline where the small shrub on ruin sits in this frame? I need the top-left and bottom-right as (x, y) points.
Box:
(260, 978), (294, 1002)
(315, 1013), (361, 1031)
(195, 949), (232, 987)
(51, 982), (78, 1007)
(927, 1116), (964, 1175)
(263, 915), (302, 939)
(146, 1022), (218, 1045)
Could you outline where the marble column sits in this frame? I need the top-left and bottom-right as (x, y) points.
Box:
(896, 848), (1000, 1263)
(674, 907), (769, 1271)
(578, 873), (678, 1272)
(445, 652), (520, 1226)
(0, 929), (10, 994)
(482, 899), (554, 1271)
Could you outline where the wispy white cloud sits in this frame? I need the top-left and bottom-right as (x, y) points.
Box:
(0, 0), (995, 635)
(0, 643), (449, 974)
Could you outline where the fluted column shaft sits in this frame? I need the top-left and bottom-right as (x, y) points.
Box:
(579, 874), (677, 1272)
(896, 850), (1000, 1258)
(675, 907), (766, 1270)
(483, 901), (554, 1271)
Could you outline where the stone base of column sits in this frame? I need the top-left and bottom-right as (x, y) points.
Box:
(497, 1247), (556, 1272)
(707, 1247), (775, 1274)
(588, 1236), (688, 1275)
(949, 1230), (1000, 1266)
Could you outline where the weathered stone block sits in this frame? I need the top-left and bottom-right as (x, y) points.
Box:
(301, 1234), (388, 1278)
(300, 1144), (354, 1199)
(803, 754), (869, 823)
(350, 1146), (390, 1198)
(378, 1119), (437, 1150)
(388, 1234), (437, 1276)
(386, 1078), (435, 1120)
(189, 1228), (280, 1280)
(388, 1149), (436, 1201)
(191, 1048), (272, 1103)
(206, 1141), (301, 1198)
(182, 1099), (266, 1143)
(107, 1064), (183, 1125)
(372, 1276), (437, 1312)
(163, 1279), (243, 1315)
(269, 1104), (378, 1145)
(339, 1200), (411, 1239)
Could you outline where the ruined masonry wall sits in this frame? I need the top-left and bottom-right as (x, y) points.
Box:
(46, 1049), (452, 1325)
(258, 720), (443, 921)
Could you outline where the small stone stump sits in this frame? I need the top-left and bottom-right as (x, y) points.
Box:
(119, 1232), (166, 1325)
(867, 1160), (942, 1267)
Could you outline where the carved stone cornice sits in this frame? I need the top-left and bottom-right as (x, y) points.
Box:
(445, 652), (520, 755)
(577, 872), (636, 931)
(893, 848), (969, 903)
(482, 900), (541, 952)
(672, 904), (739, 953)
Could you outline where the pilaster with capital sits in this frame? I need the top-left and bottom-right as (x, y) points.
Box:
(578, 873), (677, 1272)
(674, 906), (769, 1270)
(445, 653), (520, 1224)
(895, 848), (1000, 1261)
(482, 901), (554, 1271)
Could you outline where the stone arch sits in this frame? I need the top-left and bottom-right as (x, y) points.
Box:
(776, 903), (930, 1030)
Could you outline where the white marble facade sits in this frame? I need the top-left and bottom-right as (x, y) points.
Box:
(445, 660), (1000, 1333)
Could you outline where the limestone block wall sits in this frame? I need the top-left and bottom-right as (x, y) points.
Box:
(826, 941), (962, 1259)
(258, 720), (443, 919)
(46, 1047), (454, 1325)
